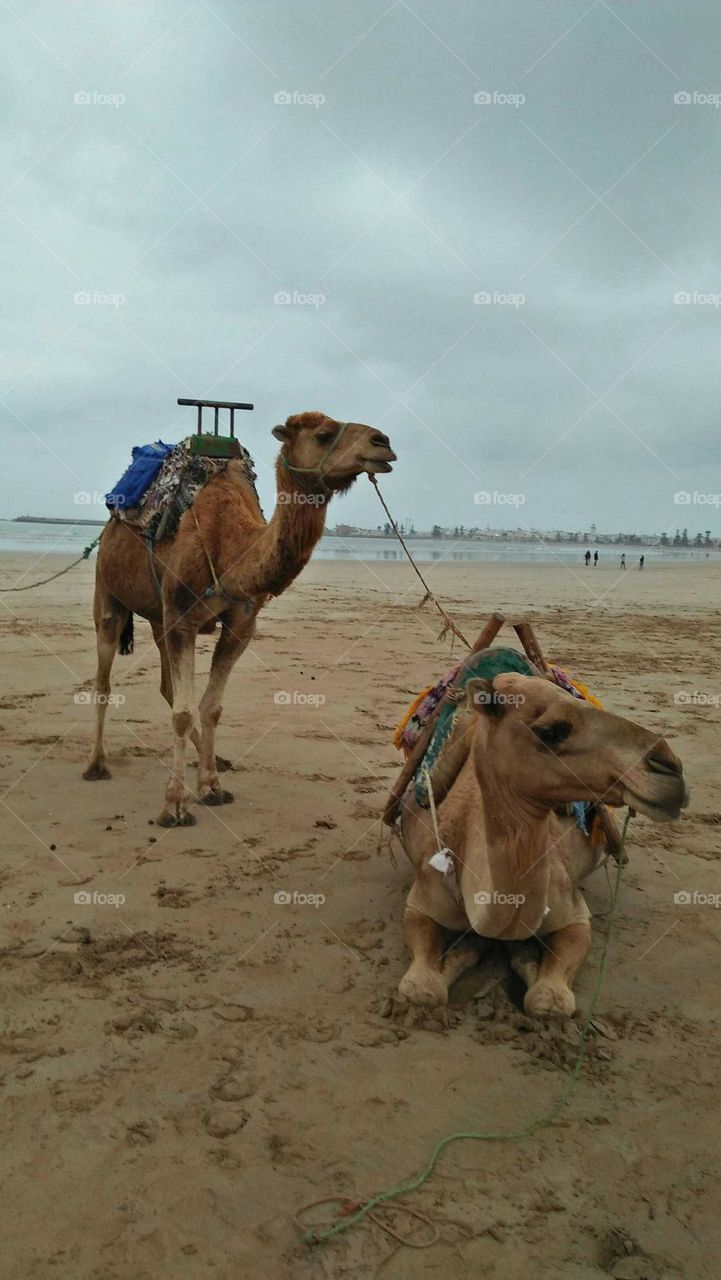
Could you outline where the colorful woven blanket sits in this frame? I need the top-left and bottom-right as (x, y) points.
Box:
(395, 645), (604, 829)
(109, 436), (259, 542)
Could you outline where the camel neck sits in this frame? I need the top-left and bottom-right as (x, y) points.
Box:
(460, 741), (554, 904)
(252, 461), (329, 594)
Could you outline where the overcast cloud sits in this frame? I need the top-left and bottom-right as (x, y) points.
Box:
(1, 0), (719, 536)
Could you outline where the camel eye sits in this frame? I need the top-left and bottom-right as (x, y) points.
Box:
(315, 431), (335, 444)
(533, 720), (572, 748)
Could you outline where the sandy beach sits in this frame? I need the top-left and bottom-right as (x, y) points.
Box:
(2, 551), (720, 1279)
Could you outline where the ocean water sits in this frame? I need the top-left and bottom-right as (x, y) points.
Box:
(0, 520), (716, 566)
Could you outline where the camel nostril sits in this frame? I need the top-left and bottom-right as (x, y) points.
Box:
(371, 432), (390, 449)
(646, 752), (682, 778)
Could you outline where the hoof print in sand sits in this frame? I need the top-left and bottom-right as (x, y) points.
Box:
(210, 1070), (256, 1102)
(125, 1119), (159, 1146)
(203, 1106), (249, 1138)
(213, 1004), (255, 1023)
(111, 1010), (160, 1037)
(154, 885), (193, 909)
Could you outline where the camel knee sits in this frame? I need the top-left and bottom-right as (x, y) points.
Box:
(172, 710), (193, 737)
(200, 701), (222, 728)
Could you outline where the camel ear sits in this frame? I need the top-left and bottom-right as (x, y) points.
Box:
(272, 423), (293, 442)
(466, 677), (506, 718)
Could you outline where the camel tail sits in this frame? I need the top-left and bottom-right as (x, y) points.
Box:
(118, 613), (134, 656)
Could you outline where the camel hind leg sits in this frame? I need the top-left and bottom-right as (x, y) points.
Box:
(82, 584), (129, 781)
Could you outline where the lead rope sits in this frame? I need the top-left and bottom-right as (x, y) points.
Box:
(368, 475), (472, 649)
(296, 811), (633, 1248)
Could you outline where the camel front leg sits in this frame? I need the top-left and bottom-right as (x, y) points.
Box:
(196, 619), (253, 805)
(151, 620), (233, 769)
(398, 905), (449, 1006)
(524, 922), (592, 1019)
(158, 624), (197, 827)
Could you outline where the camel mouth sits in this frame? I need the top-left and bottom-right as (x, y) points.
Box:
(622, 786), (688, 824)
(363, 453), (396, 475)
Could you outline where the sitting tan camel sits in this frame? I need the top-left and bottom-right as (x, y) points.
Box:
(82, 412), (395, 825)
(398, 671), (687, 1018)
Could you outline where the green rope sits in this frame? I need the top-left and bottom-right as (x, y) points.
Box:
(303, 811), (632, 1247)
(0, 534), (101, 591)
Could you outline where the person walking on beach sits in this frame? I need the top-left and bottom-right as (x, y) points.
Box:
(639, 555), (645, 570)
(620, 553), (626, 570)
(593, 550), (599, 566)
(585, 549), (591, 566)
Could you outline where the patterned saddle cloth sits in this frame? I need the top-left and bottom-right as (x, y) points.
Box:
(109, 436), (259, 542)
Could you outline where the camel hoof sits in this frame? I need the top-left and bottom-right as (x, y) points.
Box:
(524, 980), (575, 1020)
(82, 763), (111, 781)
(199, 788), (234, 806)
(398, 968), (448, 1007)
(215, 755), (234, 773)
(157, 810), (197, 828)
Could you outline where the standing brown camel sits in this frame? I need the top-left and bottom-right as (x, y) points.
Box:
(82, 412), (396, 825)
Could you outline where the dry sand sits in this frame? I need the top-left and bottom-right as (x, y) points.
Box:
(1, 551), (720, 1279)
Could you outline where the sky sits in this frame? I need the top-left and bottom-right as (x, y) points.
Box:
(1, 0), (720, 536)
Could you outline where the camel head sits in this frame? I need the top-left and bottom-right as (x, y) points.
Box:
(466, 673), (688, 823)
(272, 411), (396, 494)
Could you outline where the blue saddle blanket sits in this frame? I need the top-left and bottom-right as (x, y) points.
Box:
(106, 440), (175, 510)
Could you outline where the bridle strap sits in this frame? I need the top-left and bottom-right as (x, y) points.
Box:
(281, 421), (350, 488)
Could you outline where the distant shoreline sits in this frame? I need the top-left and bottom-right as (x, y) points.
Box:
(4, 516), (712, 550)
(10, 516), (106, 526)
